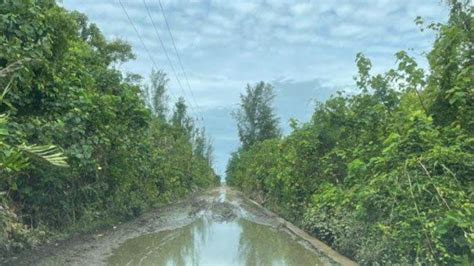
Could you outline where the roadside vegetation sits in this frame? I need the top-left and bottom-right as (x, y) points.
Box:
(226, 1), (473, 264)
(0, 0), (218, 257)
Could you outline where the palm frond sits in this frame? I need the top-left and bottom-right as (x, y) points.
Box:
(0, 114), (7, 136)
(19, 144), (69, 167)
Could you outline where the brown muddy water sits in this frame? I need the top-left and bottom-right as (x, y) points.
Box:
(4, 187), (353, 266)
(107, 217), (322, 265)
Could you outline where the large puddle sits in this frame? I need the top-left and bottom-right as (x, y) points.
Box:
(107, 217), (325, 265)
(9, 188), (339, 265)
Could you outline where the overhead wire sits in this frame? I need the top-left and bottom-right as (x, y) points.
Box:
(119, 0), (203, 127)
(142, 0), (202, 127)
(156, 0), (205, 124)
(118, 0), (179, 103)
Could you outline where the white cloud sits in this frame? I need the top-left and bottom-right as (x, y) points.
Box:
(329, 23), (365, 38)
(295, 2), (317, 16)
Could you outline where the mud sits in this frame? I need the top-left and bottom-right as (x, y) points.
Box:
(2, 187), (356, 266)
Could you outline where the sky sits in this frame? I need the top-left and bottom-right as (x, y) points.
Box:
(61, 0), (448, 177)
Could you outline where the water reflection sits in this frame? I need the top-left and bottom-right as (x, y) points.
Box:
(107, 218), (324, 266)
(237, 219), (322, 265)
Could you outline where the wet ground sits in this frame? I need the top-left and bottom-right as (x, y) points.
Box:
(4, 187), (355, 266)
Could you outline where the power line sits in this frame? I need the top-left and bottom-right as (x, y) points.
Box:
(119, 1), (206, 177)
(142, 0), (202, 127)
(118, 0), (159, 73)
(120, 0), (207, 127)
(156, 0), (204, 124)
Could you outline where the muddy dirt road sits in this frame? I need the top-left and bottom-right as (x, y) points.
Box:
(4, 187), (355, 266)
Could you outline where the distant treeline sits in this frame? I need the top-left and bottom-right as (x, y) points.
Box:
(227, 1), (473, 264)
(0, 0), (218, 256)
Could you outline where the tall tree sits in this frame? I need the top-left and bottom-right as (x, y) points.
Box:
(204, 136), (214, 168)
(194, 127), (214, 168)
(171, 97), (194, 140)
(144, 69), (169, 120)
(425, 0), (473, 132)
(234, 81), (281, 149)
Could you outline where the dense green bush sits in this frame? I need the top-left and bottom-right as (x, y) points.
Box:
(227, 1), (473, 264)
(0, 0), (217, 257)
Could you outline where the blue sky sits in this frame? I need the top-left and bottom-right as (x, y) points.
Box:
(61, 0), (448, 176)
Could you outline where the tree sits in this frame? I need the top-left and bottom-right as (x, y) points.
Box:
(425, 0), (473, 132)
(204, 136), (214, 168)
(194, 127), (214, 167)
(144, 69), (169, 120)
(171, 97), (194, 140)
(233, 81), (281, 150)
